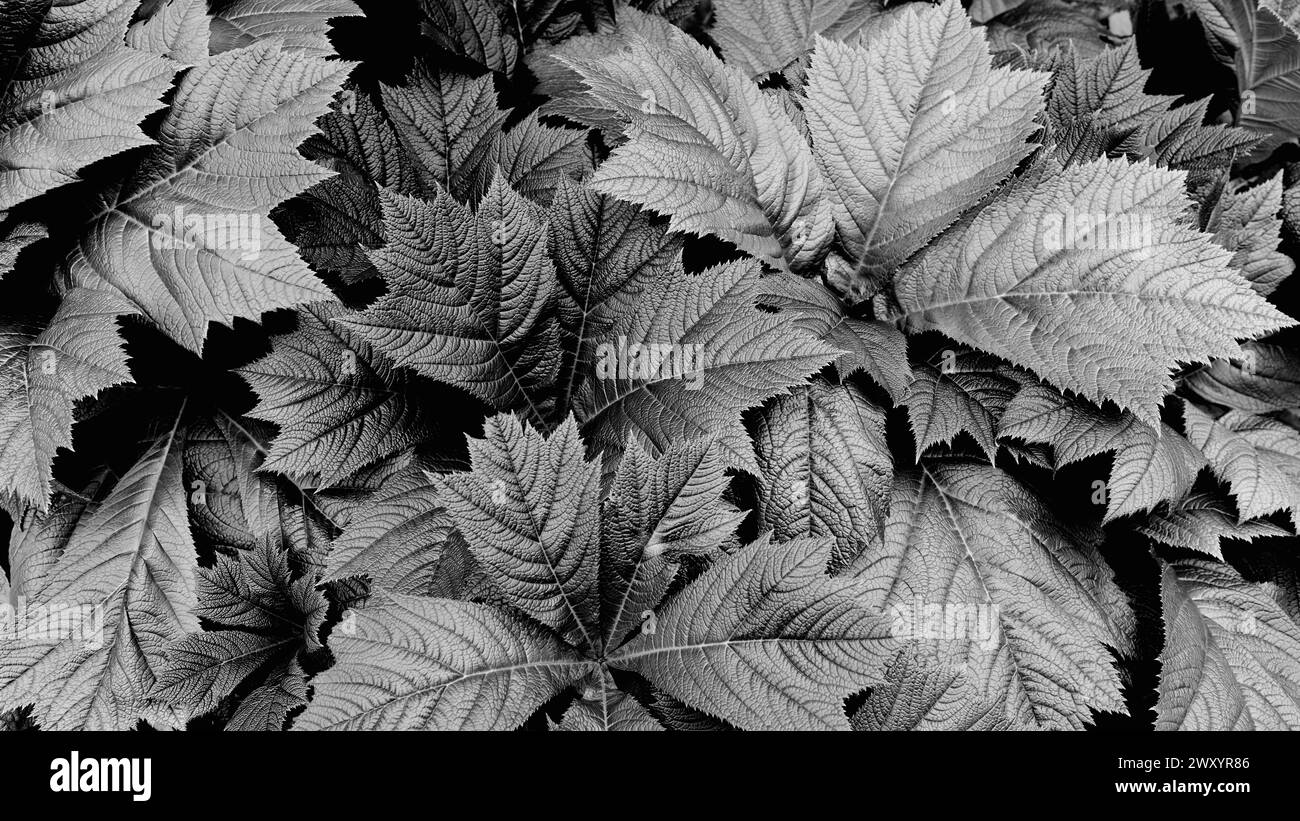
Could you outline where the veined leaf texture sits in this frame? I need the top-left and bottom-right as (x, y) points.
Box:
(1, 0), (1299, 737)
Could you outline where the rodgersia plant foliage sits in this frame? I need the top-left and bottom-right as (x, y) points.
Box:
(1, 0), (1300, 732)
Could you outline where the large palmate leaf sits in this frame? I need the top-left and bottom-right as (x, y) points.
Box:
(804, 0), (1047, 297)
(609, 536), (898, 731)
(1182, 399), (1300, 523)
(710, 0), (886, 79)
(209, 0), (363, 57)
(295, 592), (592, 730)
(574, 259), (837, 473)
(850, 461), (1134, 730)
(999, 384), (1204, 521)
(0, 421), (199, 730)
(559, 17), (829, 271)
(0, 0), (175, 210)
(1157, 559), (1300, 730)
(63, 39), (352, 353)
(753, 380), (891, 570)
(892, 157), (1293, 425)
(0, 288), (136, 515)
(341, 178), (560, 425)
(430, 415), (603, 643)
(239, 303), (431, 488)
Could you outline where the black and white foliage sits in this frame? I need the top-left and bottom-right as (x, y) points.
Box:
(1, 0), (1300, 732)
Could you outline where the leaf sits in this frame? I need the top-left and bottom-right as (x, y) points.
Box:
(126, 0), (211, 64)
(574, 259), (838, 473)
(553, 671), (663, 731)
(850, 461), (1135, 730)
(1138, 491), (1288, 559)
(753, 380), (891, 570)
(0, 288), (136, 515)
(239, 303), (431, 488)
(549, 179), (682, 411)
(340, 178), (560, 426)
(418, 0), (518, 75)
(1182, 400), (1300, 522)
(1185, 342), (1300, 412)
(228, 658), (307, 730)
(431, 415), (603, 643)
(325, 475), (454, 594)
(901, 352), (1031, 462)
(849, 645), (1011, 730)
(0, 0), (176, 210)
(601, 438), (745, 648)
(286, 87), (426, 283)
(1157, 559), (1300, 730)
(150, 631), (296, 718)
(560, 19), (828, 271)
(891, 157), (1294, 425)
(210, 0), (363, 58)
(63, 40), (353, 353)
(711, 0), (886, 78)
(758, 272), (913, 401)
(998, 384), (1205, 521)
(195, 539), (327, 645)
(469, 111), (590, 207)
(295, 592), (593, 730)
(804, 0), (1047, 296)
(609, 535), (898, 731)
(0, 421), (199, 730)
(0, 217), (46, 278)
(380, 65), (506, 201)
(1205, 175), (1295, 296)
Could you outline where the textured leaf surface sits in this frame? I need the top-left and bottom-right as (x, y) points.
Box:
(65, 40), (351, 352)
(431, 416), (602, 642)
(760, 272), (912, 401)
(554, 671), (662, 730)
(611, 536), (898, 731)
(1185, 342), (1300, 413)
(240, 303), (430, 487)
(0, 288), (136, 514)
(850, 645), (1010, 730)
(126, 0), (211, 64)
(999, 384), (1204, 521)
(902, 353), (1030, 462)
(575, 259), (837, 473)
(804, 0), (1047, 295)
(1206, 176), (1294, 296)
(711, 0), (886, 78)
(1182, 400), (1300, 522)
(851, 462), (1134, 729)
(0, 423), (198, 730)
(601, 438), (745, 648)
(893, 158), (1293, 424)
(325, 477), (452, 593)
(296, 592), (591, 730)
(210, 0), (363, 57)
(1138, 492), (1288, 558)
(753, 380), (891, 569)
(561, 21), (827, 270)
(418, 0), (518, 75)
(341, 179), (560, 425)
(0, 0), (175, 210)
(1157, 559), (1300, 730)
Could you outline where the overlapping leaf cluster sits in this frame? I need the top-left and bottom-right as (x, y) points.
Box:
(3, 0), (1300, 731)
